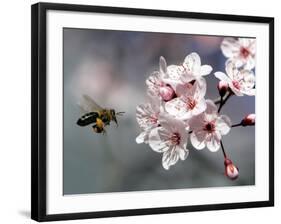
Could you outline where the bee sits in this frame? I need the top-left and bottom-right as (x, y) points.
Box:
(76, 95), (125, 134)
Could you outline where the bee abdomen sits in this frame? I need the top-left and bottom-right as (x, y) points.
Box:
(77, 112), (99, 126)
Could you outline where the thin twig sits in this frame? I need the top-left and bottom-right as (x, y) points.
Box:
(220, 140), (227, 159)
(231, 123), (242, 128)
(214, 97), (221, 104)
(214, 94), (227, 104)
(217, 96), (223, 113)
(231, 123), (255, 128)
(218, 92), (232, 113)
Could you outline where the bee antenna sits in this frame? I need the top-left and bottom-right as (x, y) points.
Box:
(116, 111), (125, 116)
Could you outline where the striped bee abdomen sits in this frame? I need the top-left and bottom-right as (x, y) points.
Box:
(76, 112), (99, 126)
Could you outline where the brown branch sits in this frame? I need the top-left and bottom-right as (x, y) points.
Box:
(220, 140), (227, 159)
(214, 93), (231, 105)
(218, 92), (232, 113)
(231, 123), (255, 128)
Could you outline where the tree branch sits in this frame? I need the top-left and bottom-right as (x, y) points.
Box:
(218, 92), (232, 113)
(220, 140), (227, 159)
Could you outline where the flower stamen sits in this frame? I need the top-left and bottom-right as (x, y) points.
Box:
(232, 80), (241, 90)
(240, 47), (250, 58)
(149, 114), (158, 124)
(203, 121), (216, 133)
(186, 97), (197, 110)
(169, 132), (181, 145)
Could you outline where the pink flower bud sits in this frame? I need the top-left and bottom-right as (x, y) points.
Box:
(159, 85), (175, 101)
(224, 158), (239, 180)
(242, 114), (255, 126)
(217, 80), (229, 97)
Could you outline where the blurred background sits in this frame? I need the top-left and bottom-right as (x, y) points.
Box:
(63, 28), (255, 195)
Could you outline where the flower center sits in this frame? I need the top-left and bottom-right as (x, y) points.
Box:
(232, 80), (241, 90)
(186, 98), (197, 110)
(149, 114), (158, 124)
(170, 132), (181, 145)
(240, 47), (250, 58)
(204, 121), (216, 133)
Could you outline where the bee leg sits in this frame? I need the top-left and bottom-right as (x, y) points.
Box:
(92, 124), (103, 133)
(102, 129), (106, 135)
(92, 125), (97, 133)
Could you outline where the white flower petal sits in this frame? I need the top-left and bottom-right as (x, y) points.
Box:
(222, 38), (255, 71)
(241, 70), (255, 89)
(200, 65), (213, 76)
(205, 99), (218, 115)
(242, 88), (255, 96)
(177, 147), (189, 160)
(162, 149), (179, 170)
(136, 101), (159, 131)
(146, 72), (162, 95)
(216, 115), (231, 135)
(196, 77), (208, 88)
(188, 113), (205, 130)
(206, 135), (221, 152)
(192, 99), (207, 116)
(165, 98), (190, 120)
(194, 79), (207, 100)
(234, 58), (245, 68)
(180, 72), (196, 84)
(220, 114), (232, 127)
(148, 127), (170, 153)
(159, 113), (187, 134)
(175, 83), (193, 97)
(248, 39), (256, 54)
(225, 60), (238, 80)
(163, 65), (184, 89)
(238, 38), (252, 48)
(183, 52), (201, 72)
(190, 131), (206, 150)
(148, 94), (162, 111)
(159, 56), (167, 76)
(244, 56), (255, 70)
(228, 83), (243, 96)
(166, 65), (182, 80)
(136, 131), (149, 144)
(221, 38), (240, 58)
(136, 104), (151, 130)
(214, 72), (231, 83)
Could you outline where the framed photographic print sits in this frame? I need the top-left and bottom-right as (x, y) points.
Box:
(31, 2), (274, 222)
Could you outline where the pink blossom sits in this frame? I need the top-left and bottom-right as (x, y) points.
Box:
(217, 80), (229, 97)
(146, 56), (176, 101)
(224, 158), (239, 180)
(162, 52), (212, 89)
(188, 100), (232, 152)
(148, 114), (189, 170)
(165, 80), (207, 120)
(221, 37), (256, 70)
(136, 96), (162, 144)
(159, 85), (175, 101)
(242, 113), (255, 126)
(214, 60), (255, 96)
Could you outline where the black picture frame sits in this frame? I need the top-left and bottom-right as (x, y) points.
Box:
(31, 2), (274, 222)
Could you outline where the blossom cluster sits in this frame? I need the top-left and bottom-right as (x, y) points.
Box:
(136, 37), (256, 178)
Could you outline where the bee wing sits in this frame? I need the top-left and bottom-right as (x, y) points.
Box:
(78, 94), (103, 113)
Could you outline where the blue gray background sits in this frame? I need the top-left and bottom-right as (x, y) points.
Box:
(63, 28), (255, 195)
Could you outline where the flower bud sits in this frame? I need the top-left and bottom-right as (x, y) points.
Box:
(159, 85), (175, 101)
(241, 114), (255, 126)
(224, 158), (239, 180)
(217, 80), (229, 97)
